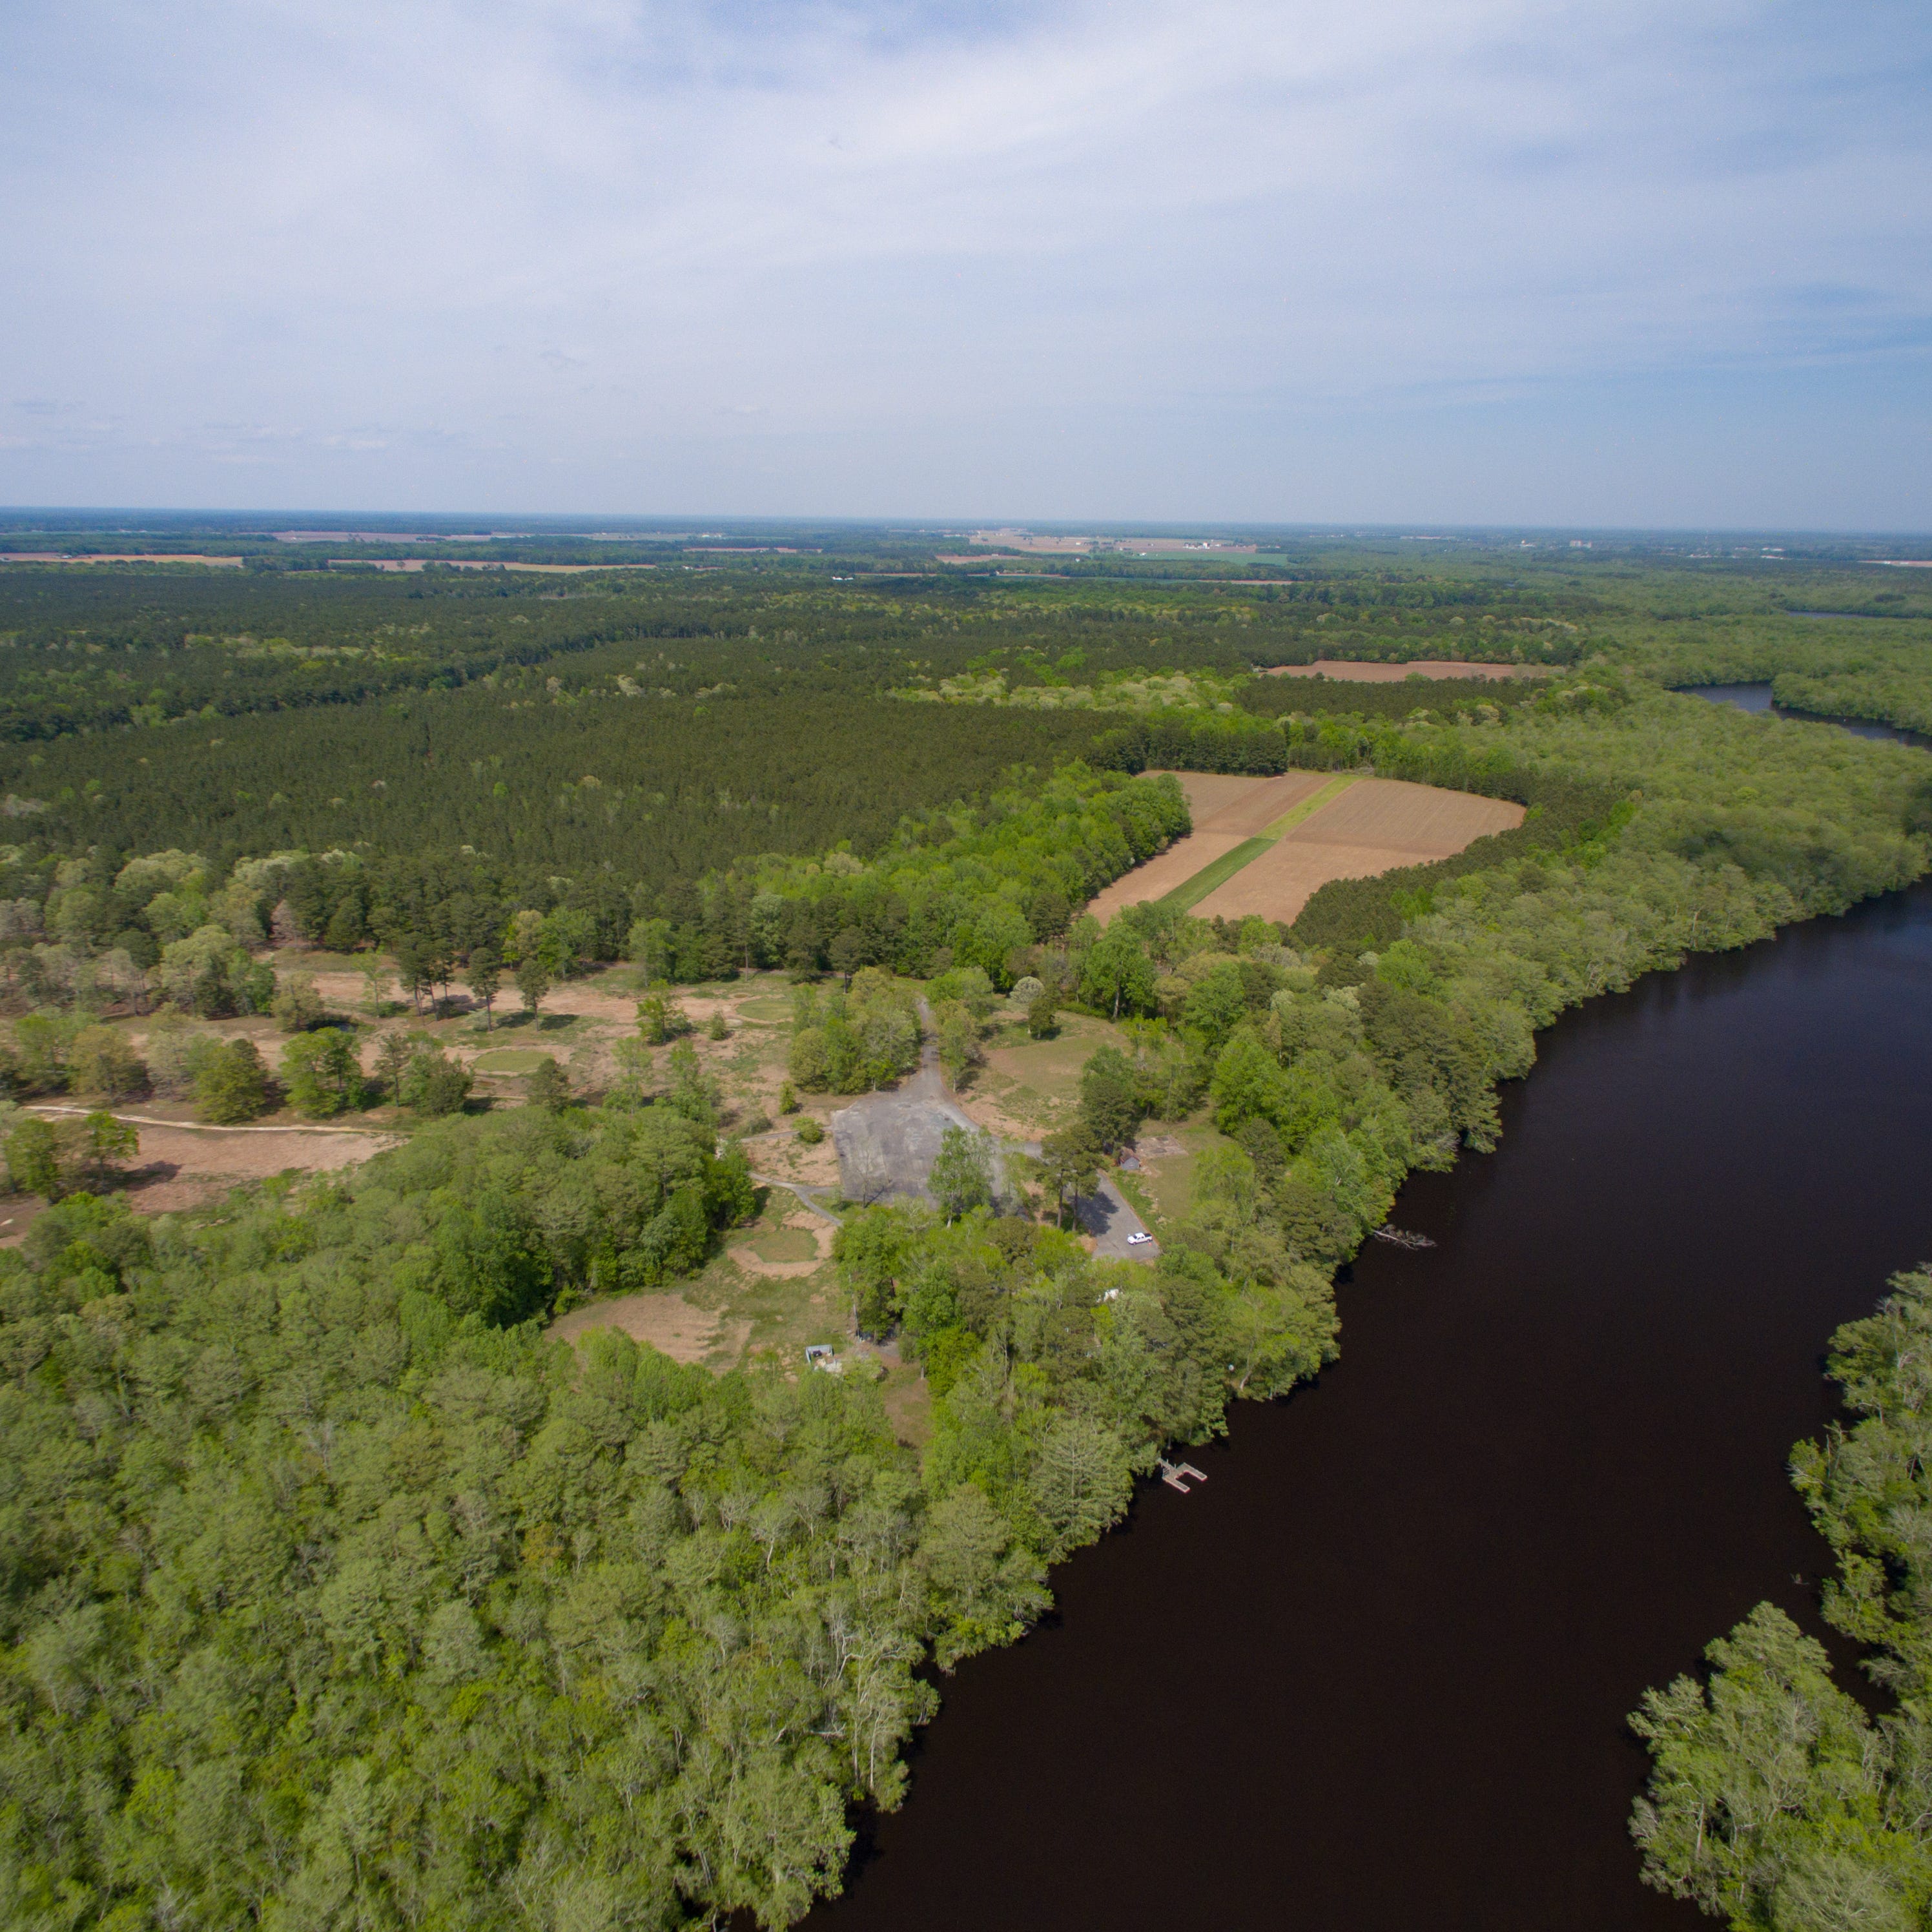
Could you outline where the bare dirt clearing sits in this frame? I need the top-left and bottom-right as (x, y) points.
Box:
(549, 1294), (751, 1366)
(1192, 778), (1524, 923)
(1264, 659), (1550, 681)
(1, 1115), (396, 1230)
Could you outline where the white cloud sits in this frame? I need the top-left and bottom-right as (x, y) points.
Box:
(1, 0), (1927, 520)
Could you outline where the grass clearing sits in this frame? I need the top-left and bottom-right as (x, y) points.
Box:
(746, 1226), (819, 1264)
(736, 996), (795, 1023)
(471, 1047), (555, 1075)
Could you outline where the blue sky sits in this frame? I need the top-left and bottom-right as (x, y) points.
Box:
(2, 0), (1927, 527)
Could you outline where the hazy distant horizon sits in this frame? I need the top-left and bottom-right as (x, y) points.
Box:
(2, 508), (1929, 545)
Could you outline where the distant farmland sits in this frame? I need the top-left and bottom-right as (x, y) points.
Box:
(1091, 771), (1523, 928)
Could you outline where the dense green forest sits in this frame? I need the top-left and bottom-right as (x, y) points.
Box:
(1632, 1268), (1932, 1927)
(0, 535), (1928, 1928)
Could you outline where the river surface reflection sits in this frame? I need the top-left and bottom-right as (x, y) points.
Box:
(807, 884), (1932, 1932)
(1683, 681), (1932, 751)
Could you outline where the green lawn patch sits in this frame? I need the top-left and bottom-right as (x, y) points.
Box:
(473, 1048), (554, 1076)
(747, 1227), (819, 1264)
(1158, 836), (1273, 911)
(735, 996), (794, 1023)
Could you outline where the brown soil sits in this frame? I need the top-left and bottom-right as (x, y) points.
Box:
(1264, 660), (1549, 682)
(548, 1293), (752, 1365)
(1192, 779), (1524, 923)
(0, 1116), (396, 1237)
(1148, 771), (1272, 819)
(1087, 771), (1336, 923)
(1189, 770), (1335, 838)
(1086, 834), (1248, 924)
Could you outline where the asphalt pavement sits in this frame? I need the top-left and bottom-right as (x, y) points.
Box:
(1074, 1174), (1159, 1262)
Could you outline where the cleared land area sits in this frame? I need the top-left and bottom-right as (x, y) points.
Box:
(1192, 777), (1524, 923)
(1264, 659), (1548, 681)
(1087, 770), (1331, 922)
(1089, 771), (1525, 927)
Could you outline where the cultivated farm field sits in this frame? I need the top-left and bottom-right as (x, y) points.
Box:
(1193, 777), (1523, 923)
(1091, 770), (1524, 928)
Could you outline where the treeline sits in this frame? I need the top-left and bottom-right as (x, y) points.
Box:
(1632, 1267), (1932, 1926)
(0, 691), (1111, 945)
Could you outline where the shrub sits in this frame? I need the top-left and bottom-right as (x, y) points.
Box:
(195, 1040), (270, 1124)
(796, 1116), (825, 1145)
(271, 972), (325, 1033)
(68, 1025), (148, 1102)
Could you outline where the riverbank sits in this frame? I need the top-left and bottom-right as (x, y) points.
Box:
(807, 879), (1932, 1932)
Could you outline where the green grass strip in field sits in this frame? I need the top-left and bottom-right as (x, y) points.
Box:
(1156, 774), (1363, 913)
(1159, 836), (1275, 911)
(1259, 773), (1359, 840)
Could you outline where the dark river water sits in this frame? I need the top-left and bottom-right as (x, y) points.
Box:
(810, 881), (1932, 1932)
(1683, 681), (1932, 752)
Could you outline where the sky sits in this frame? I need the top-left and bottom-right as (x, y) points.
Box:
(1, 0), (1928, 528)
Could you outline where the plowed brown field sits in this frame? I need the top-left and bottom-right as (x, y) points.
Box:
(1089, 772), (1524, 927)
(1264, 659), (1548, 681)
(1192, 778), (1523, 923)
(1089, 772), (1334, 922)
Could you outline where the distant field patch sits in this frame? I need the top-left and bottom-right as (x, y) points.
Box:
(1263, 659), (1549, 682)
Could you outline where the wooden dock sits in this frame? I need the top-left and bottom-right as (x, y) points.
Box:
(1158, 1459), (1208, 1494)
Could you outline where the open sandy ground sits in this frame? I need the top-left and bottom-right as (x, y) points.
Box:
(548, 1294), (752, 1366)
(1191, 779), (1524, 923)
(1264, 659), (1549, 682)
(0, 1112), (397, 1230)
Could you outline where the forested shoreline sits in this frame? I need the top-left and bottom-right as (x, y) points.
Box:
(1633, 1269), (1932, 1927)
(0, 542), (1927, 1929)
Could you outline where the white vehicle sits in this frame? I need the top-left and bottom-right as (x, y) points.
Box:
(1125, 1231), (1154, 1246)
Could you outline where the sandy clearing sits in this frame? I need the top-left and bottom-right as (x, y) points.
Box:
(1087, 834), (1248, 923)
(0, 1118), (397, 1231)
(548, 1293), (750, 1366)
(1263, 659), (1548, 682)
